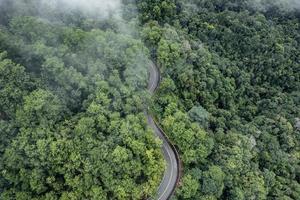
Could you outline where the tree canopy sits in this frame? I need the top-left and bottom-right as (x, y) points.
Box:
(0, 0), (299, 200)
(137, 0), (300, 199)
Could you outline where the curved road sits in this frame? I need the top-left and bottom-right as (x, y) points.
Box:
(146, 62), (180, 200)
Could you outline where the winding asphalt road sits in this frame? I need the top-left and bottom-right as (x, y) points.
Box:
(146, 62), (180, 200)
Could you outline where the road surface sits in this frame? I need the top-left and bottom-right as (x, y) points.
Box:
(146, 62), (179, 200)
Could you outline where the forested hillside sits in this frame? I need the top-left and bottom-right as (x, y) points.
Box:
(138, 0), (300, 199)
(0, 0), (299, 200)
(0, 1), (164, 199)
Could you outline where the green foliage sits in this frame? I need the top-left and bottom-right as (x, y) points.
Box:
(141, 0), (300, 199)
(0, 52), (33, 118)
(179, 174), (199, 199)
(201, 166), (225, 197)
(0, 2), (164, 199)
(188, 106), (210, 128)
(16, 89), (66, 127)
(1, 0), (300, 199)
(137, 0), (177, 23)
(157, 39), (181, 69)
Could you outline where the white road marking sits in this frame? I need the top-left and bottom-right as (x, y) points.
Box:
(157, 158), (167, 189)
(158, 145), (174, 200)
(148, 63), (176, 200)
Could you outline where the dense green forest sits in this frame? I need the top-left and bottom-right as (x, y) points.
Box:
(0, 1), (164, 199)
(138, 0), (300, 199)
(0, 0), (299, 200)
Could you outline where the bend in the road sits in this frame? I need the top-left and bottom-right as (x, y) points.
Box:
(146, 61), (180, 200)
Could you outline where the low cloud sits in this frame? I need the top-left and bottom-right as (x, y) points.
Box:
(0, 0), (123, 20)
(41, 0), (122, 19)
(248, 0), (300, 12)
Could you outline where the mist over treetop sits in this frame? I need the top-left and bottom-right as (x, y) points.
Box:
(0, 0), (123, 24)
(248, 0), (300, 12)
(0, 0), (299, 200)
(0, 1), (164, 199)
(41, 0), (123, 18)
